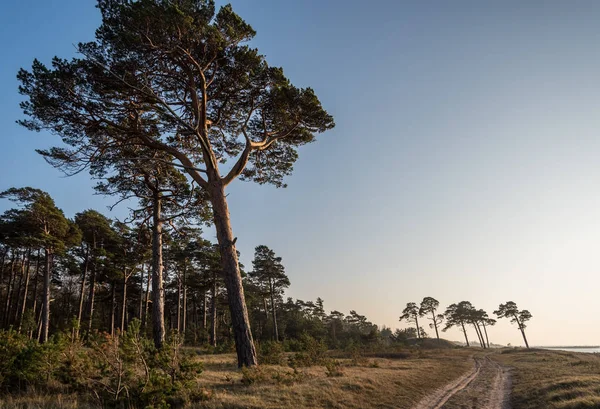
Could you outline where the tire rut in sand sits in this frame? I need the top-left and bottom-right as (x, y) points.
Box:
(413, 355), (511, 409)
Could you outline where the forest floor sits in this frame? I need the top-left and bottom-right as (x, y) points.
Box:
(2, 347), (600, 408)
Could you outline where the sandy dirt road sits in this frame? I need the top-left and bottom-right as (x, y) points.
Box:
(413, 354), (511, 409)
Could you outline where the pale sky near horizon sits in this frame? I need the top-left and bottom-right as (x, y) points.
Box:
(1, 1), (600, 347)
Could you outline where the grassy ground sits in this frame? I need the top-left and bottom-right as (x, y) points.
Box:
(0, 348), (473, 409)
(494, 348), (600, 409)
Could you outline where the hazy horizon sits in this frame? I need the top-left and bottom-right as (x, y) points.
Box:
(2, 0), (600, 347)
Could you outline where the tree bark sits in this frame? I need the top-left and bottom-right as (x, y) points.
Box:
(121, 273), (128, 331)
(3, 251), (17, 327)
(40, 248), (52, 343)
(414, 315), (421, 340)
(110, 281), (116, 336)
(143, 264), (151, 331)
(473, 322), (485, 348)
(514, 315), (530, 348)
(482, 321), (490, 348)
(177, 272), (182, 332)
(208, 181), (257, 366)
(202, 289), (207, 332)
(11, 251), (28, 326)
(460, 321), (470, 346)
(431, 311), (439, 340)
(18, 249), (32, 332)
(182, 286), (187, 337)
(520, 328), (530, 348)
(75, 247), (89, 339)
(210, 270), (217, 347)
(151, 192), (165, 349)
(268, 277), (279, 342)
(86, 263), (97, 334)
(138, 263), (145, 321)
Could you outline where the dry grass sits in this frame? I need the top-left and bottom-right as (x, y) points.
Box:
(197, 349), (473, 409)
(494, 348), (600, 409)
(0, 348), (474, 409)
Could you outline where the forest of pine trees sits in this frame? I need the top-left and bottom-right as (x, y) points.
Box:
(0, 188), (387, 349)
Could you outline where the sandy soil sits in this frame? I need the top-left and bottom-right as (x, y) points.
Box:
(414, 354), (512, 409)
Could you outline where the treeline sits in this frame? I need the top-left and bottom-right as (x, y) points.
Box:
(399, 298), (533, 348)
(0, 188), (386, 351)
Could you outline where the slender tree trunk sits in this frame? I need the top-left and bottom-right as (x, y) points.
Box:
(30, 249), (41, 338)
(202, 289), (207, 331)
(482, 321), (490, 348)
(36, 301), (44, 342)
(414, 315), (421, 340)
(177, 274), (182, 332)
(182, 286), (187, 337)
(262, 297), (269, 338)
(210, 271), (217, 347)
(86, 263), (97, 334)
(143, 264), (151, 330)
(431, 311), (439, 340)
(110, 281), (116, 336)
(12, 251), (27, 326)
(193, 296), (199, 344)
(268, 278), (279, 342)
(473, 323), (485, 348)
(0, 248), (6, 285)
(460, 321), (470, 346)
(209, 182), (257, 367)
(75, 248), (89, 339)
(151, 193), (165, 349)
(18, 249), (32, 332)
(138, 263), (145, 321)
(40, 248), (52, 343)
(514, 316), (530, 348)
(121, 273), (128, 331)
(3, 251), (17, 326)
(520, 328), (530, 348)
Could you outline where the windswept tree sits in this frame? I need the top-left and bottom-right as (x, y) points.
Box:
(494, 301), (532, 348)
(0, 188), (80, 342)
(478, 310), (496, 348)
(248, 245), (290, 342)
(419, 297), (443, 340)
(18, 0), (334, 367)
(443, 302), (474, 346)
(399, 302), (421, 339)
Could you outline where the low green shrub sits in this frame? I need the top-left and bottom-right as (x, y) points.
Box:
(258, 341), (286, 365)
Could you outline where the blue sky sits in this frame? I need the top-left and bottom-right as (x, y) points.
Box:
(2, 1), (600, 345)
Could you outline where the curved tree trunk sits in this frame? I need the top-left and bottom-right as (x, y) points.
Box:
(209, 182), (257, 367)
(151, 193), (165, 349)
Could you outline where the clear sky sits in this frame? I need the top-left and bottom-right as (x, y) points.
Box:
(2, 0), (600, 346)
